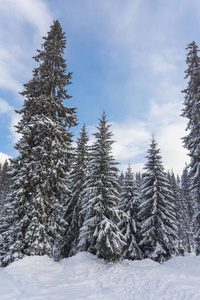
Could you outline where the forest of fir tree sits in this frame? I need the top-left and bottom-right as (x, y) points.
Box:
(0, 21), (199, 267)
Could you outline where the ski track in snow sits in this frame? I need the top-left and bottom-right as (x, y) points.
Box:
(0, 252), (200, 300)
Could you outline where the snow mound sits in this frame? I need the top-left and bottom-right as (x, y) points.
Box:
(0, 252), (200, 300)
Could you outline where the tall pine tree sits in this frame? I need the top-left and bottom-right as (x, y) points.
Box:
(139, 137), (177, 263)
(78, 113), (126, 261)
(0, 20), (77, 266)
(181, 41), (200, 255)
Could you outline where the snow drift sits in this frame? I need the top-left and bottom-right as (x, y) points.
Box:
(0, 252), (200, 300)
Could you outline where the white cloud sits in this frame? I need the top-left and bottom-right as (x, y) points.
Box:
(149, 100), (190, 175)
(106, 99), (189, 175)
(111, 121), (149, 161)
(0, 0), (52, 94)
(150, 53), (177, 74)
(157, 123), (189, 175)
(9, 113), (22, 144)
(0, 98), (13, 114)
(0, 0), (52, 153)
(148, 99), (190, 174)
(0, 0), (52, 37)
(148, 100), (183, 127)
(0, 152), (11, 164)
(0, 98), (21, 144)
(0, 47), (24, 93)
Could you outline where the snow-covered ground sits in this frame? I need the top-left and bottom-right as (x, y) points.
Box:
(0, 252), (200, 300)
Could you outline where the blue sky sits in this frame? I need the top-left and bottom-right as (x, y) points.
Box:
(0, 0), (199, 174)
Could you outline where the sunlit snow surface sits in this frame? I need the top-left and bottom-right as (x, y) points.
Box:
(0, 252), (200, 300)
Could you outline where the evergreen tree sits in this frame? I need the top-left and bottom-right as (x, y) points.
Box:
(58, 125), (89, 258)
(0, 160), (10, 234)
(78, 113), (126, 261)
(181, 41), (200, 255)
(169, 171), (185, 247)
(0, 163), (3, 219)
(181, 165), (194, 222)
(118, 171), (125, 188)
(139, 137), (177, 263)
(1, 160), (10, 204)
(181, 166), (193, 252)
(118, 165), (142, 260)
(135, 172), (143, 192)
(0, 20), (77, 266)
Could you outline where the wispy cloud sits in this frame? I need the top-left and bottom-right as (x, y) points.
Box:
(0, 98), (13, 114)
(110, 99), (189, 175)
(0, 0), (52, 37)
(147, 100), (189, 174)
(0, 0), (52, 152)
(111, 121), (149, 161)
(0, 0), (53, 95)
(9, 113), (22, 145)
(0, 98), (21, 145)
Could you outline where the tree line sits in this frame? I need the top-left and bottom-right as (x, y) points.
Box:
(0, 21), (199, 266)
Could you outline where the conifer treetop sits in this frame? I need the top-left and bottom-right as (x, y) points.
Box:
(18, 20), (77, 128)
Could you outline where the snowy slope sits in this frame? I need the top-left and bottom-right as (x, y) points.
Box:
(0, 252), (200, 300)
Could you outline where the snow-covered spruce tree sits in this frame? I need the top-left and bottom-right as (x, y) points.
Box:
(135, 172), (143, 192)
(0, 163), (3, 220)
(118, 165), (142, 260)
(0, 161), (10, 214)
(181, 165), (194, 223)
(168, 171), (186, 248)
(0, 160), (10, 234)
(180, 166), (193, 253)
(1, 160), (10, 207)
(58, 125), (90, 258)
(118, 171), (125, 188)
(0, 20), (77, 266)
(181, 41), (200, 255)
(139, 137), (177, 263)
(77, 112), (126, 261)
